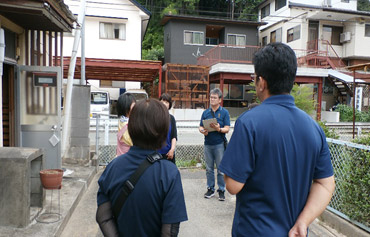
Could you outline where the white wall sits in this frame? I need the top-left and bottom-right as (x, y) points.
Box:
(63, 0), (148, 60)
(354, 23), (370, 58)
(63, 0), (147, 93)
(290, 0), (356, 10)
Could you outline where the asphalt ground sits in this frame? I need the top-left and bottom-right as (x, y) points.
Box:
(61, 168), (345, 237)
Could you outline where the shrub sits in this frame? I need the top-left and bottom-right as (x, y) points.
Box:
(340, 134), (370, 227)
(336, 104), (370, 122)
(317, 121), (339, 139)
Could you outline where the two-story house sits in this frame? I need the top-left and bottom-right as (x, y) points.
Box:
(257, 0), (370, 115)
(258, 0), (370, 65)
(63, 0), (156, 101)
(161, 14), (265, 110)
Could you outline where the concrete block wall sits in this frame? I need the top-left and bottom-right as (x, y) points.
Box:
(0, 148), (44, 227)
(63, 85), (91, 165)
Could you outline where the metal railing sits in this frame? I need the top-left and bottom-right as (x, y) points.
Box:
(197, 44), (259, 67)
(197, 41), (346, 69)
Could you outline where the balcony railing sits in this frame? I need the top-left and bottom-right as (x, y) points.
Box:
(197, 44), (260, 67)
(197, 41), (346, 69)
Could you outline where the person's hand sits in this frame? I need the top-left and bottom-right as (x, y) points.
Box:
(200, 128), (208, 136)
(288, 221), (308, 237)
(167, 149), (174, 159)
(210, 123), (220, 131)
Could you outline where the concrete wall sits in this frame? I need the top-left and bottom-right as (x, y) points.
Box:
(0, 148), (44, 227)
(164, 19), (259, 65)
(63, 85), (91, 165)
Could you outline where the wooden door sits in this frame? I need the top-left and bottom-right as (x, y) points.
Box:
(2, 64), (15, 146)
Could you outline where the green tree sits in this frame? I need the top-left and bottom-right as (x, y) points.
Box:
(358, 0), (370, 11)
(290, 84), (316, 115)
(247, 83), (316, 115)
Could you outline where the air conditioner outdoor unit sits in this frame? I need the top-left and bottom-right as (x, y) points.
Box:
(340, 32), (351, 43)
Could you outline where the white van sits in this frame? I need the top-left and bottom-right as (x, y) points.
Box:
(90, 91), (110, 118)
(126, 89), (148, 102)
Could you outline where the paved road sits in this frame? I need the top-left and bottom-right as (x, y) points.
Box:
(61, 168), (345, 237)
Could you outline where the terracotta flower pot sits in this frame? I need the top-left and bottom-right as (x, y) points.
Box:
(39, 169), (63, 189)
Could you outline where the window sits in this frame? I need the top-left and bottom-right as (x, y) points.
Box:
(99, 22), (126, 40)
(227, 34), (246, 46)
(341, 0), (349, 2)
(323, 25), (343, 45)
(261, 4), (270, 18)
(262, 36), (267, 46)
(270, 28), (282, 43)
(184, 31), (204, 45)
(206, 38), (219, 45)
(287, 25), (300, 42)
(275, 0), (286, 11)
(365, 24), (370, 37)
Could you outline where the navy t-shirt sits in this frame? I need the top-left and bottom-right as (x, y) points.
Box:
(97, 146), (188, 236)
(219, 95), (333, 236)
(200, 106), (230, 145)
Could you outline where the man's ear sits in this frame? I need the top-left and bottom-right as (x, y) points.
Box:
(259, 76), (267, 92)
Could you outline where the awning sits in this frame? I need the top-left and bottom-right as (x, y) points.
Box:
(328, 69), (365, 83)
(60, 57), (162, 82)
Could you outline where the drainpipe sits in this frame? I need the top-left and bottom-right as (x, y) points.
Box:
(0, 28), (5, 147)
(62, 0), (86, 156)
(80, 17), (86, 85)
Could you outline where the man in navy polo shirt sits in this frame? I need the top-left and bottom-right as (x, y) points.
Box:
(219, 43), (335, 236)
(199, 88), (230, 201)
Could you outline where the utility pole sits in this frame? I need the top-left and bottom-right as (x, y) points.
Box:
(231, 0), (235, 20)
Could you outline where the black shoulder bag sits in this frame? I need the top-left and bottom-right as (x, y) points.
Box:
(211, 109), (228, 150)
(112, 152), (163, 219)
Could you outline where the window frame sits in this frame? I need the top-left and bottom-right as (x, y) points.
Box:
(206, 37), (219, 46)
(287, 25), (301, 42)
(261, 4), (270, 19)
(184, 30), (204, 45)
(275, 0), (286, 11)
(365, 24), (370, 37)
(323, 25), (343, 45)
(99, 22), (126, 40)
(262, 36), (268, 46)
(227, 33), (247, 47)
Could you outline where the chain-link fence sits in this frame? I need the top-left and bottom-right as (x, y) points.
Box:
(91, 116), (211, 166)
(326, 138), (370, 232)
(92, 117), (370, 230)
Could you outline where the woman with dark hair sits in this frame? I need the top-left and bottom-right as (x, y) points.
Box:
(158, 93), (178, 164)
(116, 92), (136, 156)
(96, 99), (188, 236)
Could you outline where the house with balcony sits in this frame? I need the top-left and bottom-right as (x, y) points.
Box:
(161, 14), (265, 109)
(258, 0), (370, 65)
(257, 0), (370, 113)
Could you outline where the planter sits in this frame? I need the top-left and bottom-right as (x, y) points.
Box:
(39, 169), (63, 189)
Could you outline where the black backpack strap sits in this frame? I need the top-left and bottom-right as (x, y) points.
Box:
(112, 152), (163, 219)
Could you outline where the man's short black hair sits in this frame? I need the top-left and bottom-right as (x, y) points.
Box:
(253, 43), (297, 95)
(159, 93), (172, 110)
(117, 93), (136, 117)
(128, 99), (169, 150)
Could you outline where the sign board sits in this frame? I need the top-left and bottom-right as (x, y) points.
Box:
(355, 87), (363, 111)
